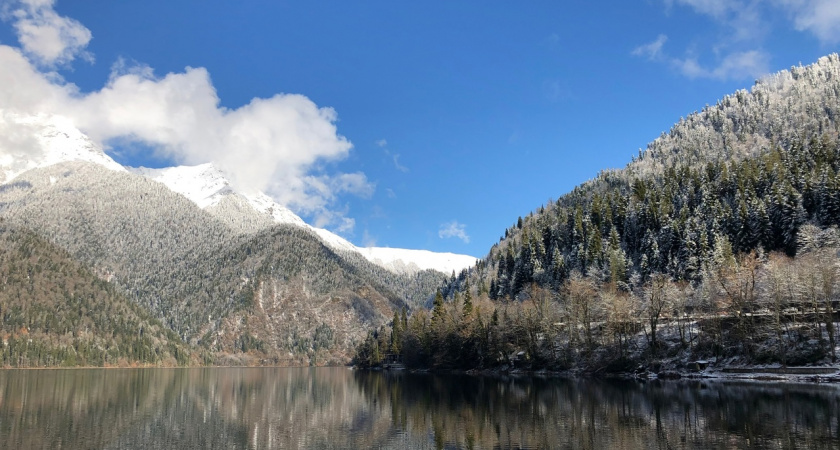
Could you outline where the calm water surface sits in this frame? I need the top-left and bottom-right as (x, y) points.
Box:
(0, 367), (838, 449)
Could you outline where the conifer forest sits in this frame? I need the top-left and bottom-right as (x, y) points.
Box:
(354, 55), (840, 373)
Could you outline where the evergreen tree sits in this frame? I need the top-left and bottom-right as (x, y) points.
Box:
(462, 281), (473, 319)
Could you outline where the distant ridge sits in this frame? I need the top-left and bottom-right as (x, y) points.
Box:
(134, 163), (478, 275)
(0, 111), (476, 275)
(0, 111), (474, 366)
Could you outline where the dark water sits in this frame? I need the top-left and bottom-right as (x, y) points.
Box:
(0, 368), (839, 449)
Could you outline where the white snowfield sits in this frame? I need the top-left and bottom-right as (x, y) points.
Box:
(0, 112), (478, 275)
(357, 246), (478, 276)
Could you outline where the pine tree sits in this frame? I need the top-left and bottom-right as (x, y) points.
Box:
(391, 310), (403, 356)
(431, 289), (445, 326)
(462, 281), (473, 319)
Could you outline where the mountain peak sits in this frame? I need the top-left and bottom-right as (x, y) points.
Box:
(135, 162), (477, 274)
(130, 163), (235, 209)
(0, 113), (477, 275)
(0, 111), (124, 183)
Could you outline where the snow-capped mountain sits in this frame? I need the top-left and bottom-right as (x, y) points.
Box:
(356, 247), (478, 275)
(134, 163), (477, 275)
(130, 163), (235, 209)
(0, 111), (124, 183)
(131, 164), (308, 227)
(0, 112), (477, 275)
(0, 111), (474, 364)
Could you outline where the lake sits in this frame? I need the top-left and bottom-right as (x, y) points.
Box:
(0, 367), (838, 449)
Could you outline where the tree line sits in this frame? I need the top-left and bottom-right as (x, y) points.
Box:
(355, 230), (838, 371)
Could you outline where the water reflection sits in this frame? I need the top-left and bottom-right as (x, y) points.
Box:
(355, 372), (840, 449)
(0, 367), (837, 449)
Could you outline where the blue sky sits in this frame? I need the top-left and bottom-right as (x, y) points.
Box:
(0, 1), (838, 258)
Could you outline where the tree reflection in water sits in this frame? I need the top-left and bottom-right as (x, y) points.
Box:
(352, 371), (840, 449)
(0, 368), (837, 449)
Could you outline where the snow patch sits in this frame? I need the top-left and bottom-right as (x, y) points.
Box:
(131, 163), (234, 209)
(241, 191), (307, 227)
(306, 226), (477, 273)
(357, 247), (478, 275)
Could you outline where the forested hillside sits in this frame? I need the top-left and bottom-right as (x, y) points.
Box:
(483, 54), (840, 295)
(0, 220), (192, 367)
(0, 162), (444, 365)
(194, 224), (446, 365)
(356, 54), (840, 372)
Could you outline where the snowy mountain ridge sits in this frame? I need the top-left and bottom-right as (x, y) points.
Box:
(0, 111), (124, 183)
(0, 112), (478, 275)
(134, 163), (477, 275)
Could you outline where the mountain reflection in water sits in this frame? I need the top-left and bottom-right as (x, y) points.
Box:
(0, 367), (838, 449)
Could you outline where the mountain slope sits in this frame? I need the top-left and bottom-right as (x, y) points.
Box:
(0, 161), (449, 363)
(450, 53), (840, 300)
(356, 54), (840, 372)
(629, 54), (840, 179)
(0, 162), (246, 330)
(0, 220), (192, 367)
(0, 109), (477, 365)
(134, 163), (478, 275)
(0, 111), (477, 276)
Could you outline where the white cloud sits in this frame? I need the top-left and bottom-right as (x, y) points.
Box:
(68, 65), (369, 224)
(632, 34), (668, 60)
(378, 139), (409, 173)
(633, 1), (774, 81)
(0, 109), (44, 166)
(332, 172), (375, 198)
(0, 45), (73, 111)
(665, 0), (766, 37)
(648, 0), (840, 82)
(776, 0), (840, 43)
(438, 221), (470, 244)
(665, 0), (765, 41)
(672, 57), (706, 78)
(674, 50), (770, 80)
(0, 6), (371, 232)
(311, 206), (355, 233)
(334, 217), (356, 234)
(666, 0), (732, 19)
(3, 0), (92, 66)
(632, 37), (769, 81)
(391, 153), (408, 173)
(711, 50), (770, 79)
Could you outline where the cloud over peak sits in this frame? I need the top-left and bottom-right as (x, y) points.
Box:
(73, 66), (365, 220)
(0, 0), (371, 233)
